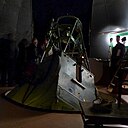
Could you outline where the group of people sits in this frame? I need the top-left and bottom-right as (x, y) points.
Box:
(0, 34), (47, 87)
(109, 35), (126, 80)
(0, 32), (126, 87)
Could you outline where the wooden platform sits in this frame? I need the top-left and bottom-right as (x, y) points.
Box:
(80, 102), (128, 127)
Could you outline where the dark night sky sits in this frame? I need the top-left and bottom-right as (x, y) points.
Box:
(32, 0), (93, 55)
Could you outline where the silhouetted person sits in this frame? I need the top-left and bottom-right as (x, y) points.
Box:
(0, 33), (16, 86)
(110, 35), (125, 79)
(38, 37), (48, 62)
(108, 38), (113, 67)
(109, 38), (113, 57)
(16, 38), (29, 83)
(8, 33), (17, 86)
(26, 37), (38, 63)
(0, 34), (10, 86)
(121, 37), (126, 45)
(25, 37), (38, 80)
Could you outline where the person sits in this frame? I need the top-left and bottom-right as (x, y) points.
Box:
(110, 35), (125, 78)
(0, 34), (10, 86)
(109, 38), (113, 56)
(38, 36), (49, 62)
(0, 33), (16, 86)
(122, 37), (127, 53)
(108, 38), (113, 67)
(121, 37), (126, 45)
(26, 37), (38, 63)
(15, 38), (29, 83)
(25, 37), (39, 80)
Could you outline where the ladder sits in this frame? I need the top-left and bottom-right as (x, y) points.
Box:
(107, 59), (128, 93)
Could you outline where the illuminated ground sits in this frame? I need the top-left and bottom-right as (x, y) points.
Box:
(0, 87), (83, 128)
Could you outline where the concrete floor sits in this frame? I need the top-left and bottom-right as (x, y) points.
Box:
(0, 87), (84, 128)
(1, 86), (128, 128)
